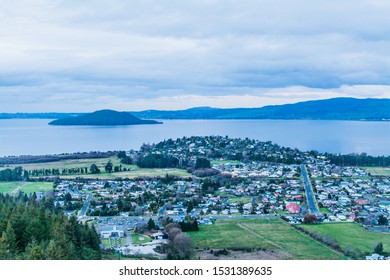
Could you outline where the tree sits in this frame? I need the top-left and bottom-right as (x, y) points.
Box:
(117, 151), (127, 159)
(25, 242), (46, 260)
(195, 158), (211, 169)
(186, 201), (194, 214)
(238, 203), (244, 214)
(378, 215), (388, 226)
(64, 192), (72, 203)
(105, 161), (113, 173)
(173, 233), (193, 259)
(167, 227), (181, 242)
(250, 204), (256, 214)
(117, 199), (123, 212)
(89, 164), (100, 174)
(120, 156), (133, 164)
(303, 214), (318, 224)
(0, 221), (18, 259)
(147, 218), (157, 231)
(374, 242), (384, 254)
(165, 223), (180, 232)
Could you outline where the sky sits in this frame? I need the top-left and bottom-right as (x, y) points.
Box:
(1, 0), (390, 112)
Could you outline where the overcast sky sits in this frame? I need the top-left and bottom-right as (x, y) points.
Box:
(1, 0), (390, 112)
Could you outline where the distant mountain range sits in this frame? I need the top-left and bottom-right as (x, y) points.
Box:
(48, 110), (162, 126)
(1, 98), (390, 121)
(130, 98), (390, 121)
(0, 112), (77, 119)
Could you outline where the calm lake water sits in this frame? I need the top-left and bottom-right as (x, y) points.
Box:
(0, 119), (390, 157)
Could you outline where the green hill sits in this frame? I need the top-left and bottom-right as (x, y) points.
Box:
(49, 109), (162, 126)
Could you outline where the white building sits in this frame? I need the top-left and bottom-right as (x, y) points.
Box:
(99, 226), (125, 238)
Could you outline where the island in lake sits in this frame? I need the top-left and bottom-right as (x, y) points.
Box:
(48, 109), (162, 126)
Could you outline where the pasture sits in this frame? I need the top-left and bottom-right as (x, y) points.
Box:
(1, 156), (191, 179)
(187, 218), (344, 260)
(0, 181), (53, 194)
(299, 222), (390, 254)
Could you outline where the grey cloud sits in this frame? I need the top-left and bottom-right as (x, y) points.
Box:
(1, 1), (390, 112)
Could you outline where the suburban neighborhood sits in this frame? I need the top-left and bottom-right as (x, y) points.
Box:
(37, 136), (389, 259)
(1, 136), (390, 260)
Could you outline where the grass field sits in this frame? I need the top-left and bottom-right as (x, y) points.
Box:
(364, 167), (390, 176)
(59, 168), (190, 179)
(0, 182), (53, 194)
(1, 156), (191, 179)
(319, 207), (332, 214)
(131, 234), (152, 245)
(228, 197), (252, 204)
(101, 238), (126, 248)
(1, 156), (126, 171)
(299, 222), (390, 253)
(187, 218), (344, 260)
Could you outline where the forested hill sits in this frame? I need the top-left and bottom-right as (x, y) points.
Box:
(49, 109), (162, 126)
(131, 98), (390, 121)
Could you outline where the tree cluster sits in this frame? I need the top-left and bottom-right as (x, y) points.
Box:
(178, 219), (199, 232)
(191, 168), (220, 177)
(29, 167), (89, 177)
(162, 223), (194, 260)
(136, 154), (179, 168)
(303, 214), (319, 224)
(194, 158), (211, 169)
(0, 167), (28, 182)
(325, 153), (390, 167)
(0, 193), (101, 260)
(0, 151), (117, 165)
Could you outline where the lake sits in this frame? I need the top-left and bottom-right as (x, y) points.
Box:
(1, 119), (390, 157)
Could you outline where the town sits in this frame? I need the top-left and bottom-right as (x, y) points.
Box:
(42, 136), (390, 260)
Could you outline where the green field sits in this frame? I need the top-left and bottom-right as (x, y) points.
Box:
(228, 197), (252, 204)
(1, 156), (126, 171)
(364, 167), (390, 176)
(0, 182), (53, 194)
(319, 207), (332, 214)
(59, 168), (190, 179)
(1, 156), (191, 179)
(101, 238), (126, 248)
(187, 218), (344, 260)
(299, 222), (390, 253)
(131, 234), (152, 245)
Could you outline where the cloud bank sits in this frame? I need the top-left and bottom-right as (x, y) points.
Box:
(1, 0), (390, 112)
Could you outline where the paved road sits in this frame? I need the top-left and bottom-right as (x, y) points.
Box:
(79, 193), (92, 217)
(300, 164), (319, 214)
(124, 229), (133, 245)
(82, 213), (284, 225)
(158, 203), (169, 216)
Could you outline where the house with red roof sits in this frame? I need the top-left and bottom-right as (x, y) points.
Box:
(286, 203), (300, 214)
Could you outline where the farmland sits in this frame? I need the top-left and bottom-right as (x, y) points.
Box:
(0, 181), (53, 194)
(1, 156), (191, 179)
(299, 223), (390, 254)
(0, 156), (122, 171)
(364, 167), (390, 176)
(187, 218), (344, 260)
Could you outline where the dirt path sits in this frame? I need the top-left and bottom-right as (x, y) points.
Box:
(237, 223), (283, 250)
(10, 183), (26, 195)
(237, 223), (291, 258)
